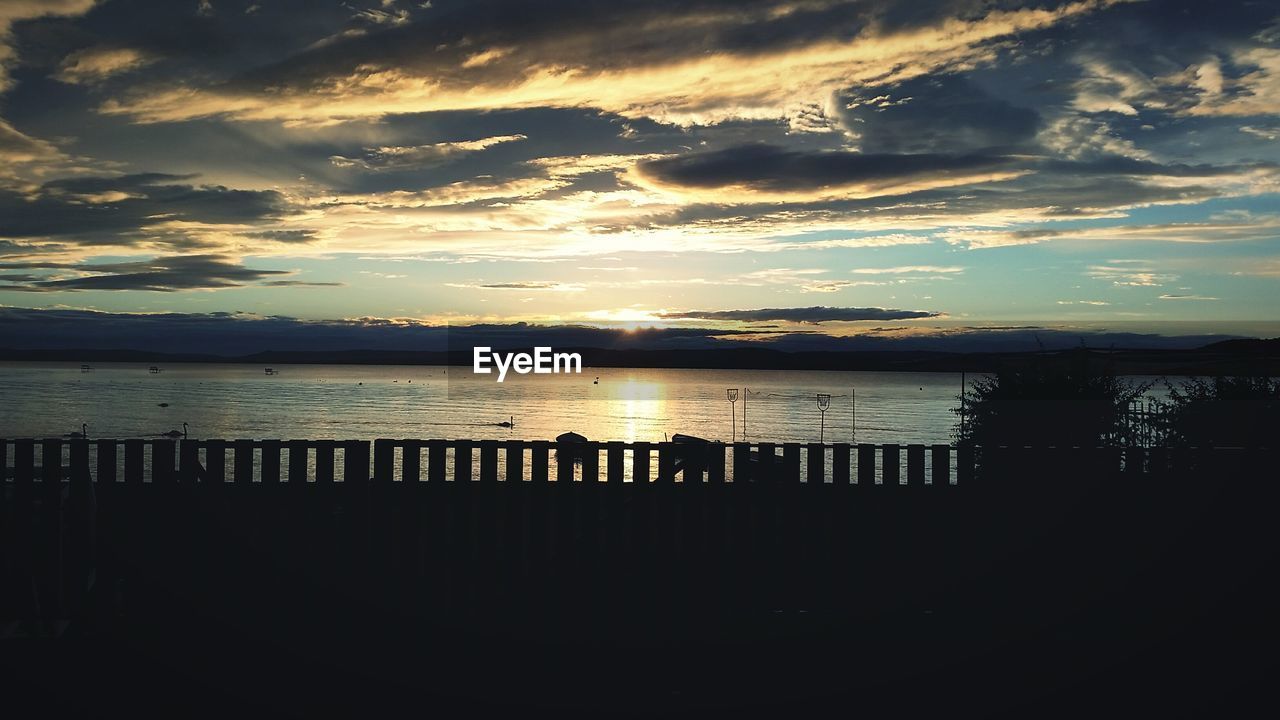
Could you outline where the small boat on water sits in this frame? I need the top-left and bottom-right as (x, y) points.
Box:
(264, 367), (277, 375)
(148, 366), (162, 374)
(80, 364), (92, 372)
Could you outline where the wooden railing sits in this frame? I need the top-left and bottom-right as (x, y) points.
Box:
(2, 437), (1274, 640)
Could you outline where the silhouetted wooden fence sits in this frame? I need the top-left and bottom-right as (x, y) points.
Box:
(3, 437), (1275, 638)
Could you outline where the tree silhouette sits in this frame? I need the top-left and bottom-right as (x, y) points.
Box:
(1162, 376), (1279, 448)
(954, 348), (1150, 448)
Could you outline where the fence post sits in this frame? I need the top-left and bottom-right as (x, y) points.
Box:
(179, 440), (202, 482)
(581, 442), (600, 483)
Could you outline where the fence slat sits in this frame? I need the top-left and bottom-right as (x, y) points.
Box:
(556, 442), (575, 483)
(14, 439), (35, 484)
(315, 441), (335, 483)
(757, 443), (776, 484)
(806, 443), (824, 484)
(233, 440), (254, 484)
(632, 442), (651, 483)
(606, 442), (624, 483)
(732, 443), (750, 483)
(581, 442), (599, 483)
(345, 440), (370, 483)
(403, 442), (421, 482)
(152, 440), (175, 484)
(262, 440), (281, 484)
(958, 445), (974, 484)
(123, 440), (144, 483)
(707, 443), (726, 483)
(96, 440), (116, 484)
(783, 443), (801, 484)
(857, 444), (875, 484)
(179, 440), (201, 482)
(428, 440), (446, 483)
(41, 438), (61, 485)
(531, 441), (550, 483)
(931, 445), (950, 485)
(882, 444), (900, 485)
(832, 443), (850, 484)
(907, 444), (925, 485)
(505, 441), (523, 482)
(657, 443), (675, 483)
(373, 439), (395, 483)
(479, 441), (499, 483)
(287, 441), (308, 484)
(206, 440), (226, 484)
(454, 441), (473, 483)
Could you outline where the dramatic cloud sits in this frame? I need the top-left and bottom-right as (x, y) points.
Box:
(55, 46), (154, 84)
(0, 254), (306, 292)
(329, 134), (526, 171)
(98, 0), (1121, 126)
(658, 306), (942, 323)
(839, 74), (1041, 153)
(633, 145), (1025, 201)
(0, 174), (293, 254)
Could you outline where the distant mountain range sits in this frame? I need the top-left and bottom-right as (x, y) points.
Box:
(3, 338), (1277, 375)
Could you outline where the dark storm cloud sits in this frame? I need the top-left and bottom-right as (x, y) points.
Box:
(636, 145), (1019, 192)
(839, 74), (1042, 153)
(658, 307), (942, 323)
(242, 229), (318, 243)
(0, 254), (297, 292)
(0, 174), (290, 243)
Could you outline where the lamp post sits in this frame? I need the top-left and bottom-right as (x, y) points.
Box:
(817, 393), (831, 443)
(727, 388), (739, 443)
(851, 387), (856, 445)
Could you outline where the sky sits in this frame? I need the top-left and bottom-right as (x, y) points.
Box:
(1, 0), (1278, 353)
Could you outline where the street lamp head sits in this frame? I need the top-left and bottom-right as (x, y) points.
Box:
(727, 388), (738, 402)
(817, 393), (831, 410)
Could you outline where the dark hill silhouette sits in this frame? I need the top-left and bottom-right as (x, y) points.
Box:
(2, 340), (1277, 374)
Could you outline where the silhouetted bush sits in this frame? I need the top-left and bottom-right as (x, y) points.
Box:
(1162, 376), (1280, 448)
(954, 348), (1150, 448)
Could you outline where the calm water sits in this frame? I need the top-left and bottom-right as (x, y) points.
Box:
(1, 362), (970, 444)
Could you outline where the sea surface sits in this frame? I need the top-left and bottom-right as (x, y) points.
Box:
(1, 362), (980, 444)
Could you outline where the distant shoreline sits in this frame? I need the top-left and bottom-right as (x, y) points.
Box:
(3, 339), (1277, 376)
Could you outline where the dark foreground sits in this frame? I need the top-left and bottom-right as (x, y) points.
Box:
(3, 442), (1276, 717)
